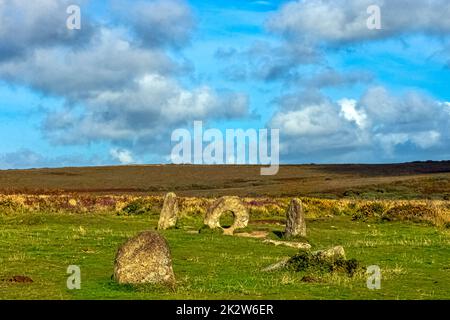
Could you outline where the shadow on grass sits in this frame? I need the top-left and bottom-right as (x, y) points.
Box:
(271, 230), (309, 243)
(107, 279), (176, 294)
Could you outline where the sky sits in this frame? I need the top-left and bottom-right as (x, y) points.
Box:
(0, 0), (450, 169)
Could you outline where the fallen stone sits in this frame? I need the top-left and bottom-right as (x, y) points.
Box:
(262, 245), (357, 276)
(113, 231), (175, 286)
(313, 245), (346, 262)
(234, 231), (269, 239)
(263, 239), (311, 250)
(261, 258), (290, 272)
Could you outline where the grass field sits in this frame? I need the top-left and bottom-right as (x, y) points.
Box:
(1, 204), (449, 300)
(1, 163), (450, 300)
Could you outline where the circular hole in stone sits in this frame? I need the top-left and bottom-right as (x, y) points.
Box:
(219, 211), (235, 229)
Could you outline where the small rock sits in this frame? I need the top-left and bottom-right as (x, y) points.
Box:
(158, 192), (178, 230)
(314, 246), (346, 262)
(263, 239), (311, 250)
(285, 198), (306, 238)
(261, 258), (290, 272)
(263, 245), (353, 275)
(234, 231), (269, 239)
(113, 231), (175, 286)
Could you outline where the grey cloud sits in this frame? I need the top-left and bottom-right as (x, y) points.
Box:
(0, 149), (45, 169)
(113, 0), (195, 49)
(225, 0), (450, 86)
(0, 28), (179, 99)
(359, 87), (450, 148)
(218, 41), (320, 82)
(269, 87), (450, 162)
(0, 0), (250, 161)
(0, 0), (95, 61)
(218, 0), (450, 85)
(270, 93), (366, 155)
(42, 74), (250, 148)
(267, 0), (450, 45)
(299, 68), (374, 89)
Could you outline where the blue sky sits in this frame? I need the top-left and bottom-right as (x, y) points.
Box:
(0, 0), (450, 169)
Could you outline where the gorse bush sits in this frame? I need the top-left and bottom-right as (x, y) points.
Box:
(286, 251), (363, 277)
(178, 197), (212, 216)
(381, 203), (449, 227)
(0, 196), (26, 214)
(352, 202), (386, 221)
(0, 194), (449, 227)
(382, 204), (433, 222)
(119, 199), (160, 216)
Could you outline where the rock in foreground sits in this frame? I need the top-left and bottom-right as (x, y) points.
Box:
(114, 231), (175, 285)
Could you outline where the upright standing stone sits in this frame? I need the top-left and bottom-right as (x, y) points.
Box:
(113, 231), (175, 285)
(158, 192), (178, 230)
(285, 198), (306, 238)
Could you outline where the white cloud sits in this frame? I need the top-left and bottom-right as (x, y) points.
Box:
(272, 102), (345, 137)
(374, 131), (441, 155)
(268, 0), (450, 44)
(360, 86), (444, 129)
(270, 95), (367, 155)
(110, 148), (135, 165)
(270, 87), (450, 161)
(43, 73), (249, 146)
(373, 133), (409, 156)
(0, 28), (178, 98)
(0, 3), (250, 160)
(411, 131), (441, 149)
(338, 98), (367, 129)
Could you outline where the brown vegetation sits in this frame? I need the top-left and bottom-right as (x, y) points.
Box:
(1, 193), (449, 227)
(0, 162), (450, 199)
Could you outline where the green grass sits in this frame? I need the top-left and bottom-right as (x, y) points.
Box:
(0, 212), (449, 300)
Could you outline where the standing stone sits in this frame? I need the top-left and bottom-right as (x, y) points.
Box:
(158, 192), (178, 230)
(284, 198), (306, 238)
(204, 196), (249, 235)
(113, 231), (175, 285)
